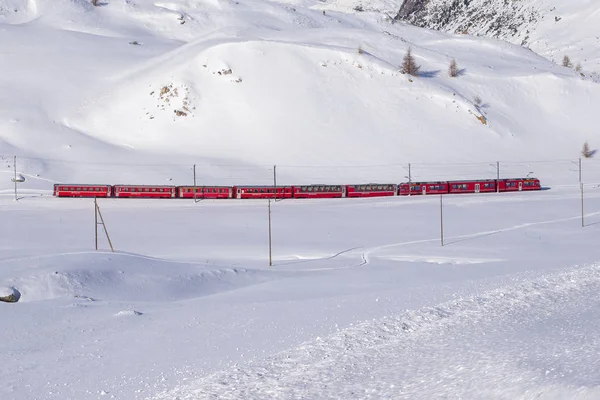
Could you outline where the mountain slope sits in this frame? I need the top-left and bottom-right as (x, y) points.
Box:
(394, 0), (600, 73)
(0, 0), (599, 189)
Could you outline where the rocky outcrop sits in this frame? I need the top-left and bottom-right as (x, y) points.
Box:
(395, 0), (540, 46)
(0, 286), (21, 303)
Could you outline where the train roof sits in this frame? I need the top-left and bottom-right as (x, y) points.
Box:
(54, 183), (112, 186)
(178, 185), (233, 188)
(499, 177), (539, 180)
(446, 179), (497, 183)
(113, 184), (177, 187)
(399, 181), (448, 185)
(233, 185), (293, 188)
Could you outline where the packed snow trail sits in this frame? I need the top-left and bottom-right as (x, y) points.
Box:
(149, 262), (600, 400)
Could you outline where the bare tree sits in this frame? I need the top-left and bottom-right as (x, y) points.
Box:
(575, 62), (583, 72)
(474, 95), (482, 107)
(562, 55), (572, 68)
(91, 0), (99, 5)
(401, 47), (420, 77)
(448, 58), (459, 77)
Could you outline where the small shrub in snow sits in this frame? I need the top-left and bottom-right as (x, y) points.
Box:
(401, 47), (420, 77)
(448, 58), (459, 77)
(474, 96), (482, 107)
(562, 55), (572, 68)
(357, 46), (365, 55)
(575, 63), (582, 72)
(91, 0), (99, 5)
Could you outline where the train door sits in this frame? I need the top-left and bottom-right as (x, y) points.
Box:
(422, 185), (427, 195)
(518, 182), (523, 191)
(475, 184), (480, 193)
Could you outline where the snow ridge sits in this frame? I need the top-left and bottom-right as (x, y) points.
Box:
(150, 262), (600, 399)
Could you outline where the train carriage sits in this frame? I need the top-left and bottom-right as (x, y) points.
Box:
(447, 179), (497, 194)
(346, 184), (397, 198)
(293, 185), (345, 199)
(178, 186), (233, 199)
(114, 185), (176, 198)
(398, 181), (449, 196)
(498, 178), (541, 192)
(233, 186), (294, 199)
(53, 184), (112, 198)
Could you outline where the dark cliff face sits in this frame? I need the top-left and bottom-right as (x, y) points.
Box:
(394, 0), (539, 44)
(396, 0), (430, 20)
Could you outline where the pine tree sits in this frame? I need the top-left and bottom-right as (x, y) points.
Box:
(582, 142), (593, 158)
(562, 55), (572, 68)
(448, 58), (459, 77)
(401, 47), (421, 77)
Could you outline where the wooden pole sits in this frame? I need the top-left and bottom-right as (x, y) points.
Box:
(193, 164), (197, 203)
(268, 199), (272, 266)
(13, 156), (17, 201)
(408, 163), (412, 197)
(273, 165), (277, 200)
(581, 183), (584, 228)
(95, 200), (114, 252)
(496, 161), (500, 193)
(95, 198), (98, 250)
(440, 194), (444, 246)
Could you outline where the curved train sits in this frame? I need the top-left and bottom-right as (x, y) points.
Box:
(53, 177), (542, 199)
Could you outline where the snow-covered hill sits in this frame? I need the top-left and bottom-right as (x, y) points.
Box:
(0, 0), (599, 191)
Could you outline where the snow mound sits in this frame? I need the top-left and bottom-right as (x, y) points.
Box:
(0, 0), (37, 24)
(114, 310), (143, 317)
(151, 262), (600, 399)
(0, 253), (277, 303)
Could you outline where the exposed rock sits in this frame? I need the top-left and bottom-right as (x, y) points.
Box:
(395, 0), (540, 44)
(0, 286), (21, 303)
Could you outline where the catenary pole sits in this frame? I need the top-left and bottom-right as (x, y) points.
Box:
(496, 161), (500, 193)
(13, 156), (17, 201)
(440, 194), (444, 246)
(193, 164), (197, 202)
(581, 183), (585, 228)
(273, 165), (277, 201)
(268, 199), (272, 266)
(95, 198), (98, 250)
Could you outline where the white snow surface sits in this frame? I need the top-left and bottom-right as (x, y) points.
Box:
(2, 186), (600, 399)
(2, 1), (600, 399)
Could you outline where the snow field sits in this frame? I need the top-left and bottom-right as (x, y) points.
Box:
(1, 186), (600, 399)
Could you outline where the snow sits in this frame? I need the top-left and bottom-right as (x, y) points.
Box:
(1, 0), (600, 399)
(2, 187), (600, 399)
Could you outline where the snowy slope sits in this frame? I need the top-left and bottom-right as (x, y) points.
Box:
(1, 0), (599, 193)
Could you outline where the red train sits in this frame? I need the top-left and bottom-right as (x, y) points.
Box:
(53, 177), (541, 199)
